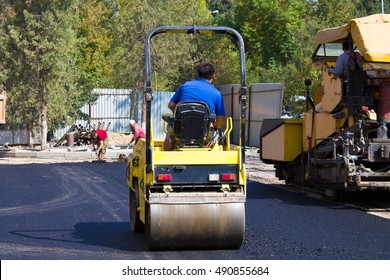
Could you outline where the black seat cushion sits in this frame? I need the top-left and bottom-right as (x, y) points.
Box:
(173, 101), (210, 147)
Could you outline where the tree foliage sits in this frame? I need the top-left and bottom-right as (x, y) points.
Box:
(235, 0), (306, 67)
(1, 0), (387, 144)
(111, 0), (216, 91)
(208, 0), (382, 113)
(0, 0), (83, 147)
(77, 0), (114, 89)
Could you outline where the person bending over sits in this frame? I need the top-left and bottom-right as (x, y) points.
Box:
(91, 129), (108, 161)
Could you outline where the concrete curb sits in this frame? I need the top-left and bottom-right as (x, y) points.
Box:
(0, 147), (132, 161)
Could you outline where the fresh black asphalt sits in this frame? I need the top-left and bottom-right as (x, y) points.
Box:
(0, 162), (389, 259)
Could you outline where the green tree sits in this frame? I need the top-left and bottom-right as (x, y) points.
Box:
(354, 0), (389, 16)
(0, 0), (83, 148)
(223, 0), (368, 113)
(226, 0), (308, 109)
(234, 0), (306, 68)
(0, 1), (14, 91)
(77, 0), (115, 89)
(1, 0), (376, 139)
(112, 0), (214, 92)
(314, 0), (356, 27)
(206, 0), (236, 26)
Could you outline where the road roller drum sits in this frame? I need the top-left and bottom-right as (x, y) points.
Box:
(146, 192), (245, 250)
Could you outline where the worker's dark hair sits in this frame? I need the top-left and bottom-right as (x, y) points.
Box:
(197, 62), (215, 80)
(342, 41), (350, 51)
(91, 131), (97, 138)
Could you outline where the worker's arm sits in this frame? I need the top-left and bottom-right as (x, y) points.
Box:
(168, 101), (176, 112)
(214, 115), (226, 129)
(128, 134), (134, 145)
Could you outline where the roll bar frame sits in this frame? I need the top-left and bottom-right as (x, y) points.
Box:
(144, 25), (247, 171)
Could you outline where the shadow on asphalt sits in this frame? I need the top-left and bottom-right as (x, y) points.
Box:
(247, 179), (390, 210)
(73, 222), (146, 251)
(246, 179), (356, 208)
(9, 222), (147, 252)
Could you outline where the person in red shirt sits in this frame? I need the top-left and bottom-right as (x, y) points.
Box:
(127, 120), (145, 147)
(91, 129), (108, 161)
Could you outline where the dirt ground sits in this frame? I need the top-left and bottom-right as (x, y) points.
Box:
(245, 149), (283, 185)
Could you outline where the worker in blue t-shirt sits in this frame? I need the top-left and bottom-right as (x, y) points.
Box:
(164, 62), (226, 150)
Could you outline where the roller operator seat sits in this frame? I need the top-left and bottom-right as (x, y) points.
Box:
(172, 101), (214, 148)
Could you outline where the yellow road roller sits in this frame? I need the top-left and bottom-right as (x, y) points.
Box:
(127, 26), (247, 250)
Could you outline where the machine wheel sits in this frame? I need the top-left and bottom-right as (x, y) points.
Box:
(129, 180), (143, 232)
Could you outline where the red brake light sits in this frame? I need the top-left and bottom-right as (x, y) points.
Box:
(221, 173), (236, 181)
(157, 174), (172, 182)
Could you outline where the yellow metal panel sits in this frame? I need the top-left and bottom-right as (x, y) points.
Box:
(312, 85), (322, 106)
(239, 165), (246, 185)
(262, 126), (285, 161)
(284, 120), (303, 161)
(303, 112), (345, 151)
(261, 119), (302, 162)
(321, 70), (343, 113)
(153, 150), (240, 165)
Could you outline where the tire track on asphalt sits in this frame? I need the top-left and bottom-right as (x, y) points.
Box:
(0, 166), (84, 216)
(72, 166), (128, 222)
(0, 165), (127, 220)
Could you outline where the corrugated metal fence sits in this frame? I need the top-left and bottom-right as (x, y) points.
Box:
(2, 85), (283, 146)
(54, 89), (174, 141)
(87, 88), (140, 132)
(54, 85), (284, 147)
